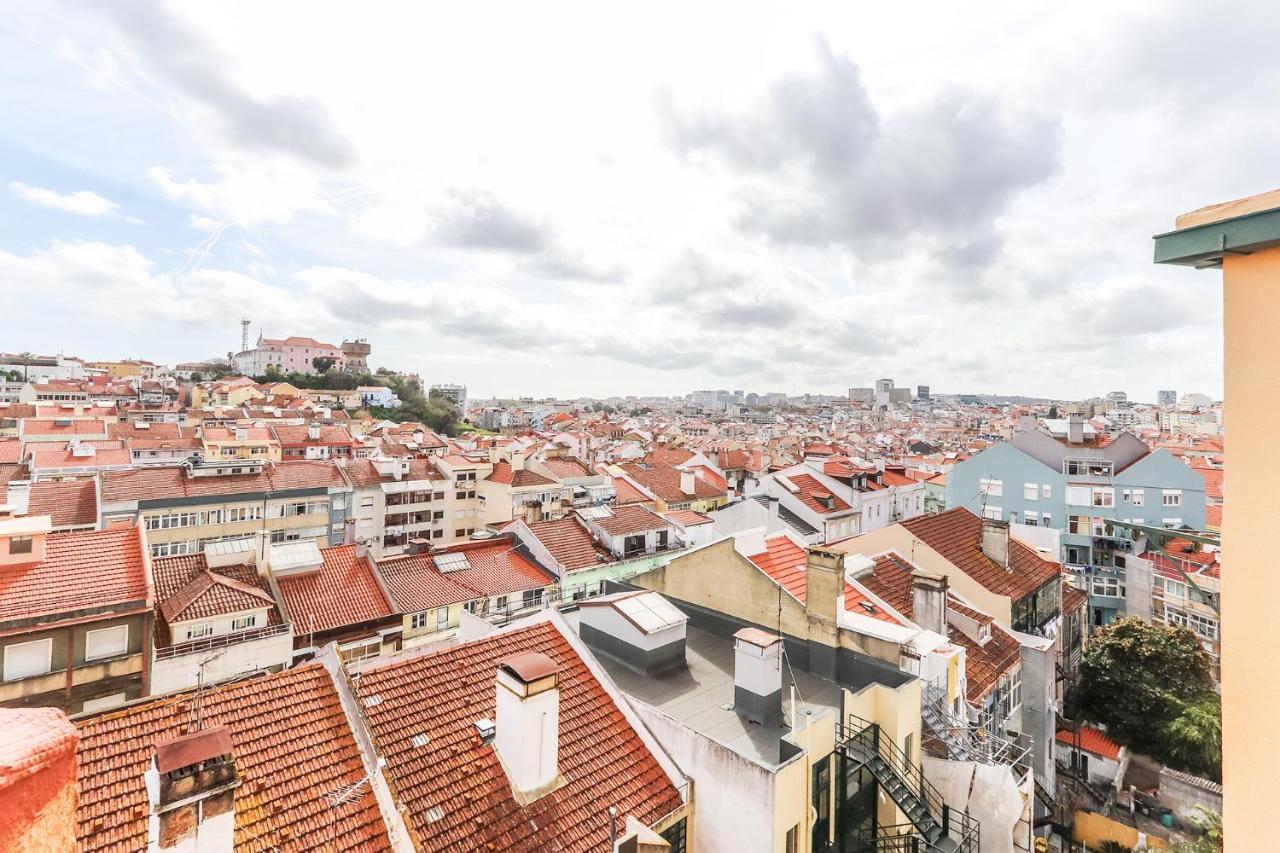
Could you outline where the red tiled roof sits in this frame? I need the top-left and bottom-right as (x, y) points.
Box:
(101, 461), (346, 503)
(75, 664), (390, 852)
(272, 424), (356, 446)
(611, 475), (651, 505)
(276, 544), (395, 634)
(159, 571), (275, 623)
(1063, 583), (1088, 614)
(663, 509), (713, 527)
(1205, 504), (1222, 530)
(1, 707), (79, 788)
(108, 422), (184, 440)
(356, 619), (683, 851)
(745, 535), (809, 600)
(0, 439), (20, 464)
(1056, 725), (1122, 761)
(785, 473), (853, 516)
(899, 508), (1061, 599)
(149, 555), (282, 650)
(595, 504), (669, 536)
(31, 448), (132, 470)
(525, 516), (613, 570)
(17, 479), (98, 528)
(342, 457), (445, 488)
(486, 461), (556, 488)
(618, 462), (725, 504)
(377, 539), (550, 613)
(540, 456), (594, 479)
(20, 419), (109, 436)
(0, 525), (149, 624)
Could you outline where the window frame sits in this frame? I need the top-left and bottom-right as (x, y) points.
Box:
(3, 637), (53, 681)
(84, 625), (129, 661)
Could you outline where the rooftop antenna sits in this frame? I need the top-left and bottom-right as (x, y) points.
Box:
(190, 648), (227, 732)
(240, 318), (251, 353)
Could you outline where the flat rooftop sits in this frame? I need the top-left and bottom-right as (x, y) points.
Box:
(564, 611), (841, 767)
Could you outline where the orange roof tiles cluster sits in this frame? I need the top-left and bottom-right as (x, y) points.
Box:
(0, 525), (150, 624)
(899, 508), (1061, 600)
(524, 516), (613, 570)
(75, 663), (390, 852)
(377, 539), (551, 611)
(16, 479), (97, 528)
(275, 544), (395, 635)
(356, 620), (683, 851)
(1056, 725), (1122, 760)
(595, 504), (669, 536)
(785, 473), (853, 515)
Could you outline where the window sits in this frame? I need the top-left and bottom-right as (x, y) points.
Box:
(231, 615), (257, 631)
(1065, 459), (1113, 477)
(186, 623), (214, 640)
(9, 535), (33, 555)
(360, 496), (375, 509)
(1123, 488), (1145, 506)
(1024, 511), (1040, 526)
(522, 589), (541, 609)
(1160, 578), (1188, 600)
(85, 625), (129, 661)
(332, 495), (347, 510)
(1041, 484), (1052, 499)
(495, 595), (508, 610)
(1091, 487), (1114, 507)
(4, 638), (52, 681)
(1163, 490), (1183, 507)
(1024, 483), (1038, 500)
(982, 505), (1002, 520)
(436, 608), (449, 630)
(1092, 576), (1126, 599)
(1068, 514), (1091, 535)
(411, 612), (430, 630)
(979, 478), (1003, 497)
(1041, 513), (1051, 528)
(1066, 485), (1092, 506)
(1163, 518), (1183, 529)
(660, 819), (688, 853)
(784, 825), (798, 853)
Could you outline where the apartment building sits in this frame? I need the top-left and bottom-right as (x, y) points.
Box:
(273, 422), (357, 460)
(199, 425), (282, 463)
(100, 459), (351, 558)
(345, 456), (471, 557)
(615, 460), (730, 513)
(149, 541), (294, 694)
(763, 457), (927, 543)
(429, 382), (468, 419)
(478, 454), (570, 526)
(0, 515), (152, 714)
(948, 416), (1205, 628)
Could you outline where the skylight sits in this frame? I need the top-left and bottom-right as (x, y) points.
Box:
(434, 552), (472, 573)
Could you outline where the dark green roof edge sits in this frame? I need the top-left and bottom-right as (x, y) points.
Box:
(1153, 204), (1280, 267)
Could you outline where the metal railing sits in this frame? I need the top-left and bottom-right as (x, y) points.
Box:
(155, 622), (290, 659)
(920, 681), (1031, 775)
(839, 714), (981, 852)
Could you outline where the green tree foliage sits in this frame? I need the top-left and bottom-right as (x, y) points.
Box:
(311, 356), (337, 373)
(1079, 617), (1219, 778)
(367, 376), (460, 436)
(1171, 806), (1223, 853)
(1047, 405), (1059, 419)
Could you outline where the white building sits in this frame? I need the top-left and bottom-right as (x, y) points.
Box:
(430, 383), (468, 419)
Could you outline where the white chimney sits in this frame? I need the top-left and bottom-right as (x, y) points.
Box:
(732, 628), (783, 726)
(679, 469), (695, 495)
(148, 726), (239, 853)
(235, 427), (248, 442)
(494, 652), (561, 799)
(981, 518), (1011, 569)
(307, 422), (321, 441)
(509, 452), (526, 472)
(1067, 414), (1084, 444)
(911, 571), (948, 636)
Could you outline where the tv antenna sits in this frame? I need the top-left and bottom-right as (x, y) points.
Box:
(240, 318), (251, 353)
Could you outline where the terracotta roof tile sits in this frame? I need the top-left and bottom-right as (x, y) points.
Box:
(356, 620), (682, 851)
(101, 461), (346, 503)
(785, 473), (853, 516)
(276, 544), (395, 634)
(745, 535), (808, 600)
(595, 504), (669, 536)
(377, 540), (551, 612)
(16, 479), (98, 528)
(899, 508), (1061, 600)
(74, 664), (390, 852)
(618, 462), (725, 503)
(0, 525), (149, 624)
(524, 516), (613, 571)
(1056, 725), (1122, 761)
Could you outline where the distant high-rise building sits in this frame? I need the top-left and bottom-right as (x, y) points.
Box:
(430, 383), (468, 420)
(1106, 390), (1128, 407)
(1158, 389), (1178, 407)
(848, 387), (874, 404)
(917, 385), (931, 401)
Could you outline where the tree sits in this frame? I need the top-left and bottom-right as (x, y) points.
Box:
(312, 356), (337, 373)
(1047, 405), (1059, 419)
(264, 363), (282, 379)
(1165, 696), (1222, 779)
(1172, 807), (1223, 853)
(1078, 617), (1217, 772)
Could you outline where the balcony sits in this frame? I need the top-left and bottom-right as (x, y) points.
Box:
(155, 622), (290, 660)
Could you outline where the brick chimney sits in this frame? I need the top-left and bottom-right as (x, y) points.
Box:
(980, 518), (1010, 569)
(494, 653), (562, 801)
(148, 725), (240, 853)
(0, 709), (80, 853)
(732, 628), (783, 726)
(911, 571), (949, 635)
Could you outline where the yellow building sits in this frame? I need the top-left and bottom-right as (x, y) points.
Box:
(190, 378), (265, 408)
(1153, 189), (1280, 844)
(200, 425), (282, 463)
(86, 359), (157, 379)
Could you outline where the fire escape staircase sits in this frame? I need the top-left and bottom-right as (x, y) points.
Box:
(838, 715), (980, 853)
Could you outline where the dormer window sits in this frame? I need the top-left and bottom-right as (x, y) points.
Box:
(9, 536), (32, 555)
(978, 623), (991, 643)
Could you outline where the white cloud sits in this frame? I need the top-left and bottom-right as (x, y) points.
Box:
(9, 181), (119, 217)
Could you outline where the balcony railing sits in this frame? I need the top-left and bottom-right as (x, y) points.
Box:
(156, 622), (290, 659)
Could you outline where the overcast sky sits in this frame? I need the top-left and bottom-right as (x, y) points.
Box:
(2, 2), (1272, 401)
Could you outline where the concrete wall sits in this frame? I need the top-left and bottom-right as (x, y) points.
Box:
(149, 631), (294, 695)
(631, 700), (777, 853)
(1158, 767), (1223, 828)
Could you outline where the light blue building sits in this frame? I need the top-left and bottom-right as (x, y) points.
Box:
(948, 416), (1205, 628)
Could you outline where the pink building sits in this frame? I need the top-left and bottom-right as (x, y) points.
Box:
(233, 335), (344, 376)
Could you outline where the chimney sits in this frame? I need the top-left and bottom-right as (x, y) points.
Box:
(234, 427), (248, 442)
(494, 653), (562, 800)
(148, 726), (239, 853)
(1067, 414), (1084, 444)
(307, 422), (321, 441)
(732, 628), (783, 726)
(679, 469), (695, 495)
(510, 452), (526, 472)
(804, 549), (841, 677)
(980, 518), (1010, 569)
(911, 571), (948, 635)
